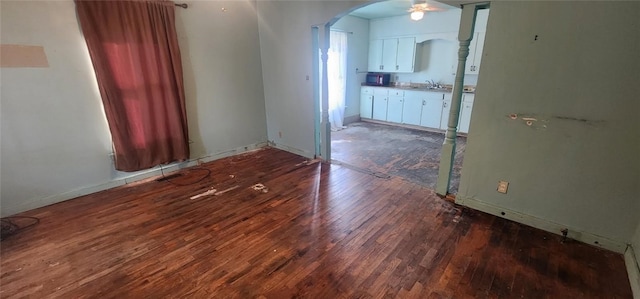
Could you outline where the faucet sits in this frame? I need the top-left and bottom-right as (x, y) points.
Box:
(426, 79), (440, 89)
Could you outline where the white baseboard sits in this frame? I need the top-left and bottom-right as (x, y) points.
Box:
(2, 142), (268, 217)
(626, 245), (640, 299)
(270, 141), (315, 159)
(456, 196), (627, 253)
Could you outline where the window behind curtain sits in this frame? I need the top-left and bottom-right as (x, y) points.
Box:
(75, 0), (189, 172)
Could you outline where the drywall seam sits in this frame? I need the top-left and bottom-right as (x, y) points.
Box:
(2, 142), (268, 217)
(625, 245), (640, 299)
(457, 195), (627, 253)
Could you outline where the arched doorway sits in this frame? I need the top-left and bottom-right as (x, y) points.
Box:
(314, 1), (490, 195)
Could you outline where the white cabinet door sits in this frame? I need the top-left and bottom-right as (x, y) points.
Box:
(396, 37), (416, 73)
(387, 96), (404, 123)
(368, 39), (383, 72)
(440, 99), (452, 130)
(402, 94), (423, 126)
(381, 39), (398, 72)
(465, 32), (486, 74)
(458, 94), (475, 133)
(368, 38), (417, 73)
(420, 93), (443, 129)
(360, 94), (373, 119)
(472, 32), (485, 74)
(372, 89), (388, 121)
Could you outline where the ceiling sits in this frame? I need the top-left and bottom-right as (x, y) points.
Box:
(349, 0), (457, 20)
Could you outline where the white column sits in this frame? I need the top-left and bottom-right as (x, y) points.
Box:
(320, 23), (331, 161)
(435, 4), (482, 195)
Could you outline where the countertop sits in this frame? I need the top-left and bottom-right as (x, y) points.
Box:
(361, 83), (475, 93)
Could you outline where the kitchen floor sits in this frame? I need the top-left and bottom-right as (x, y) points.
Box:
(331, 121), (466, 194)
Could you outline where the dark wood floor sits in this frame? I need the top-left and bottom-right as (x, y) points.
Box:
(331, 121), (467, 194)
(0, 148), (632, 298)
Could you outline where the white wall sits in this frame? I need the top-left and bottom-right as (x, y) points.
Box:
(175, 0), (267, 157)
(457, 1), (640, 251)
(331, 15), (369, 121)
(0, 0), (267, 216)
(369, 9), (462, 39)
(1, 1), (114, 216)
(257, 0), (367, 157)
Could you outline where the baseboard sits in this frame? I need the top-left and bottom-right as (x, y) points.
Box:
(269, 141), (315, 159)
(343, 115), (360, 125)
(2, 142), (268, 217)
(456, 196), (627, 253)
(626, 246), (640, 299)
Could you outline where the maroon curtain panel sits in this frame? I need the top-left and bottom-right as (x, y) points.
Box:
(75, 0), (189, 171)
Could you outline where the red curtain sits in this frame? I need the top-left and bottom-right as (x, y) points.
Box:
(76, 0), (189, 172)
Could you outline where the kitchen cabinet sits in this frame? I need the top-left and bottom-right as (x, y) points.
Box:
(372, 89), (389, 121)
(367, 40), (383, 72)
(402, 91), (423, 126)
(440, 98), (452, 130)
(360, 87), (373, 119)
(387, 90), (404, 122)
(396, 38), (418, 72)
(421, 92), (444, 129)
(458, 93), (475, 133)
(387, 96), (404, 123)
(465, 32), (485, 75)
(368, 37), (417, 73)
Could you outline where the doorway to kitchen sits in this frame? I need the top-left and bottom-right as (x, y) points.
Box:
(317, 1), (488, 195)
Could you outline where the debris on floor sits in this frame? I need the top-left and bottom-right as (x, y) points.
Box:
(214, 185), (239, 196)
(190, 188), (217, 200)
(250, 183), (269, 193)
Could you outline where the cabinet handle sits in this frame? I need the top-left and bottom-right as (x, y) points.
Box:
(396, 65), (399, 70)
(380, 65), (383, 70)
(422, 100), (426, 105)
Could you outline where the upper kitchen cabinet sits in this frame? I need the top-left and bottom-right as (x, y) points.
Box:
(368, 39), (384, 72)
(368, 37), (418, 73)
(465, 9), (489, 75)
(465, 32), (485, 75)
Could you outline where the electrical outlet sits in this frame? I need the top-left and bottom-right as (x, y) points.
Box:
(497, 181), (509, 194)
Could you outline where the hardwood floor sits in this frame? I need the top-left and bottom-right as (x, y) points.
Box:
(0, 148), (632, 298)
(331, 121), (467, 194)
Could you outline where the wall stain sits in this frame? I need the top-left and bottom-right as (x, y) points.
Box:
(552, 116), (604, 127)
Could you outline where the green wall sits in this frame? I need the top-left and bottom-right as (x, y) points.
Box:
(457, 1), (640, 251)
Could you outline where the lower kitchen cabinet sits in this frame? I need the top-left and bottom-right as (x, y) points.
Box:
(387, 97), (404, 123)
(420, 97), (443, 129)
(439, 99), (451, 130)
(458, 93), (475, 133)
(401, 95), (422, 126)
(372, 92), (388, 121)
(360, 86), (474, 134)
(360, 93), (373, 119)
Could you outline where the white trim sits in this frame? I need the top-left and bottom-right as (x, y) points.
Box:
(2, 142), (268, 217)
(456, 196), (627, 253)
(626, 245), (640, 299)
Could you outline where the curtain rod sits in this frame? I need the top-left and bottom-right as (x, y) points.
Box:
(175, 3), (188, 9)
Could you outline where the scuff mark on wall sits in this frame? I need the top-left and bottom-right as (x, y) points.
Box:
(552, 116), (605, 127)
(506, 113), (548, 129)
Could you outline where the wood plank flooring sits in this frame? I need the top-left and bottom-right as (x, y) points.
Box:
(331, 121), (467, 194)
(0, 147), (632, 298)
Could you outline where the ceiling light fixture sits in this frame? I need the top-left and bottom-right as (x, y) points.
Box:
(410, 10), (424, 21)
(408, 1), (435, 21)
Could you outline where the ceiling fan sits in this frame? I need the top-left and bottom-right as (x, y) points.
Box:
(408, 1), (441, 21)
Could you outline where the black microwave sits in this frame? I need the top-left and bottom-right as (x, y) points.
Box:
(366, 73), (391, 86)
